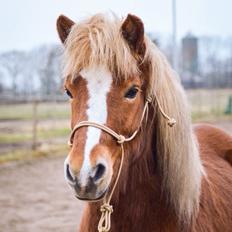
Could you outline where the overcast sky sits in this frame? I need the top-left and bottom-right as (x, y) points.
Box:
(0, 0), (231, 52)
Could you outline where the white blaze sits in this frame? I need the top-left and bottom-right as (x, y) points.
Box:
(79, 66), (112, 186)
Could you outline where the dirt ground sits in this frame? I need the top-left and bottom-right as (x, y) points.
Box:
(0, 122), (231, 232)
(0, 156), (84, 232)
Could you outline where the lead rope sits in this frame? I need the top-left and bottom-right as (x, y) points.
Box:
(68, 96), (176, 232)
(97, 142), (124, 232)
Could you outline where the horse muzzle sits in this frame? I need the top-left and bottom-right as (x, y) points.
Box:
(64, 157), (110, 201)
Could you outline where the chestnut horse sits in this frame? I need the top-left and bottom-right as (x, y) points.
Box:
(56, 13), (232, 232)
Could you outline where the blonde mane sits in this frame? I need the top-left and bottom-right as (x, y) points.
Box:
(144, 40), (205, 221)
(63, 14), (204, 222)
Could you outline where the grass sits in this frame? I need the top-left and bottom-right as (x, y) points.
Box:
(192, 112), (232, 123)
(0, 102), (70, 121)
(38, 127), (69, 138)
(0, 133), (32, 144)
(0, 144), (68, 164)
(0, 127), (70, 144)
(188, 89), (232, 122)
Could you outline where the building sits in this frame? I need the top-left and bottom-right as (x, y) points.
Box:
(182, 34), (198, 74)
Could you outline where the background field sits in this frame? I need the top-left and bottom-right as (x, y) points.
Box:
(1, 89), (232, 162)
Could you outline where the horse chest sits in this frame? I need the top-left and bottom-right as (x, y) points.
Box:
(106, 193), (179, 232)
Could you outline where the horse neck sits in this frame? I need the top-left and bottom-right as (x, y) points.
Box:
(108, 115), (178, 230)
(121, 117), (158, 193)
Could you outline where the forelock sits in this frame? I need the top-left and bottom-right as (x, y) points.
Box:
(63, 14), (139, 82)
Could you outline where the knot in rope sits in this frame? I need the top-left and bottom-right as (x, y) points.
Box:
(98, 203), (113, 232)
(117, 135), (126, 144)
(100, 203), (113, 213)
(168, 118), (176, 127)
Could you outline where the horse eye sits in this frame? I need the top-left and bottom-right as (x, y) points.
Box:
(124, 86), (139, 99)
(65, 89), (73, 98)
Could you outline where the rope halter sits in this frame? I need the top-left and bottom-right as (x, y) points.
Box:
(67, 95), (176, 232)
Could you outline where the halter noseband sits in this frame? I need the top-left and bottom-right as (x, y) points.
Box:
(68, 95), (176, 232)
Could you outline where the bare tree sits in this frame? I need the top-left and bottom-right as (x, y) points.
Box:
(0, 51), (25, 95)
(37, 46), (62, 97)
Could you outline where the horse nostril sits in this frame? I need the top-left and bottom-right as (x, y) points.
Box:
(93, 163), (106, 182)
(66, 164), (75, 183)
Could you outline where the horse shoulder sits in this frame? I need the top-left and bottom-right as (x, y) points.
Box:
(193, 123), (232, 165)
(192, 123), (232, 231)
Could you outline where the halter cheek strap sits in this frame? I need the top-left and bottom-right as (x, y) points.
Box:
(68, 96), (176, 232)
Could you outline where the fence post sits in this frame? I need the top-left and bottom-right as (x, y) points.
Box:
(32, 100), (38, 150)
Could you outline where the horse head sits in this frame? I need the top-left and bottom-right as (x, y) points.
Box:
(57, 14), (149, 201)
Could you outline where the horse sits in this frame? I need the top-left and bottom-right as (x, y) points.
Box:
(56, 13), (232, 232)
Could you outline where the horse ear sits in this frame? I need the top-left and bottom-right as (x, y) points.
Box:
(121, 14), (145, 56)
(56, 15), (75, 44)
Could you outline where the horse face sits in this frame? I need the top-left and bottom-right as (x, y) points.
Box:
(57, 13), (146, 200)
(64, 66), (144, 200)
